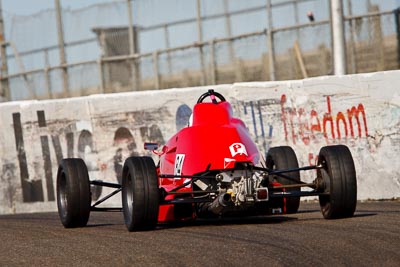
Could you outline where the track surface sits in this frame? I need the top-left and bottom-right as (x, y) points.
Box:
(0, 201), (399, 266)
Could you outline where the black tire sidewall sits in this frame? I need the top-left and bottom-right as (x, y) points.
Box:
(266, 146), (300, 214)
(318, 145), (357, 219)
(122, 156), (159, 231)
(56, 158), (91, 228)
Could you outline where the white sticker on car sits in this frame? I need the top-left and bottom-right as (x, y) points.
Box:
(224, 158), (236, 169)
(229, 143), (248, 157)
(174, 154), (185, 176)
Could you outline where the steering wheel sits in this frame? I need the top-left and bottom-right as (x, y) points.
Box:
(197, 89), (226, 104)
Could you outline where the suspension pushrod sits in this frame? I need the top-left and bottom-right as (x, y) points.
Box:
(91, 188), (122, 208)
(270, 165), (323, 174)
(91, 207), (122, 212)
(269, 191), (325, 198)
(272, 183), (315, 189)
(254, 165), (322, 184)
(254, 164), (322, 175)
(90, 180), (122, 189)
(169, 178), (199, 192)
(166, 190), (218, 195)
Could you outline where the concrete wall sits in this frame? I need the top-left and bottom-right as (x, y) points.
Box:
(1, 71), (399, 214)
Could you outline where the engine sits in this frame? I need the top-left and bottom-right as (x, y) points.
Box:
(195, 165), (270, 216)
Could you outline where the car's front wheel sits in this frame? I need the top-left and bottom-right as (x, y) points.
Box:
(122, 156), (159, 231)
(317, 145), (357, 219)
(57, 158), (91, 228)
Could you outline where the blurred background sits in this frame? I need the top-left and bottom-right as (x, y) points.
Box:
(0, 0), (399, 101)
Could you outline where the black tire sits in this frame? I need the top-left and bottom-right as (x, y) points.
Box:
(57, 158), (91, 228)
(317, 145), (357, 219)
(266, 146), (300, 214)
(122, 156), (159, 231)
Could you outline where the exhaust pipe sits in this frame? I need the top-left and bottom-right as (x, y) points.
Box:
(208, 193), (232, 215)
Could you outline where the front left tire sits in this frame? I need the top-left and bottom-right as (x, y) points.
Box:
(57, 158), (91, 228)
(266, 146), (301, 214)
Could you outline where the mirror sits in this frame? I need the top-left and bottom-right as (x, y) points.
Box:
(144, 142), (159, 151)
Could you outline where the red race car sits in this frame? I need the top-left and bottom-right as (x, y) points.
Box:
(57, 90), (357, 231)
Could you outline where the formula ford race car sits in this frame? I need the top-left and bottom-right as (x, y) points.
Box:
(57, 90), (357, 231)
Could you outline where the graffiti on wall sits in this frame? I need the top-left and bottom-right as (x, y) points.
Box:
(280, 94), (368, 145)
(11, 108), (167, 203)
(236, 94), (370, 166)
(4, 93), (374, 207)
(0, 163), (17, 210)
(239, 99), (276, 158)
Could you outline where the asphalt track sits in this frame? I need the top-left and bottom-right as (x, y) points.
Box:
(0, 201), (399, 266)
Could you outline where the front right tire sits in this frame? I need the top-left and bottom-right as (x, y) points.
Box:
(317, 145), (357, 219)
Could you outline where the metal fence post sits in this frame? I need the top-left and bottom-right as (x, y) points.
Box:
(196, 0), (206, 85)
(163, 24), (172, 75)
(294, 0), (300, 41)
(54, 0), (69, 97)
(266, 0), (276, 81)
(0, 43), (9, 101)
(44, 49), (52, 99)
(0, 0), (10, 101)
(127, 0), (135, 56)
(223, 0), (235, 63)
(97, 58), (104, 94)
(209, 39), (216, 85)
(153, 51), (160, 89)
(127, 0), (140, 91)
(394, 8), (400, 69)
(370, 5), (385, 71)
(331, 0), (347, 75)
(9, 41), (36, 99)
(346, 0), (358, 74)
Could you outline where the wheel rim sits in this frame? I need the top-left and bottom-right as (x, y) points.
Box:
(58, 172), (68, 214)
(266, 157), (276, 179)
(125, 173), (134, 219)
(317, 155), (331, 214)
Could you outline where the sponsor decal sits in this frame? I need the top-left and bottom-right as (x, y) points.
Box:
(224, 158), (236, 169)
(174, 154), (185, 176)
(229, 143), (248, 157)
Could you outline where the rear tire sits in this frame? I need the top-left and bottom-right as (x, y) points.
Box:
(266, 146), (300, 214)
(57, 158), (91, 228)
(317, 145), (357, 219)
(122, 157), (159, 231)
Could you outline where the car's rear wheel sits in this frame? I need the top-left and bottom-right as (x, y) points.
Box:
(317, 145), (357, 219)
(57, 158), (91, 228)
(122, 156), (159, 231)
(266, 146), (300, 214)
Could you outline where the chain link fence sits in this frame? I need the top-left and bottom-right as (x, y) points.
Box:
(0, 0), (399, 101)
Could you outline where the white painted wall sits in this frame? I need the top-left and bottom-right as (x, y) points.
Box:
(0, 71), (399, 214)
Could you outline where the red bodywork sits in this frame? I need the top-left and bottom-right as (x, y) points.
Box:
(156, 100), (261, 222)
